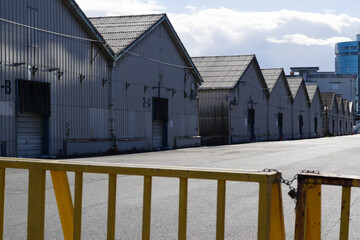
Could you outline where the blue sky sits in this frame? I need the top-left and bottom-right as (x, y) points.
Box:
(77, 0), (360, 73)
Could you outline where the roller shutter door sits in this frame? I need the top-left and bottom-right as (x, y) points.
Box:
(17, 113), (43, 158)
(152, 120), (163, 149)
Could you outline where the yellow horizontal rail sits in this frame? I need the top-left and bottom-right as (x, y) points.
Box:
(0, 157), (279, 183)
(0, 157), (285, 240)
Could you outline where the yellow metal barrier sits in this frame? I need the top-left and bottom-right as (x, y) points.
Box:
(0, 157), (285, 240)
(294, 172), (360, 240)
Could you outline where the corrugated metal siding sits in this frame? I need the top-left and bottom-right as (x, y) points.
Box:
(292, 84), (309, 139)
(268, 76), (292, 140)
(309, 92), (323, 137)
(1, 0), (109, 156)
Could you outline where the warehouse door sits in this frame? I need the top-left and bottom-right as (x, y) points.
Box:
(340, 121), (342, 134)
(248, 109), (255, 141)
(16, 79), (50, 158)
(299, 115), (303, 138)
(17, 113), (43, 158)
(152, 120), (164, 150)
(278, 113), (283, 140)
(152, 98), (168, 150)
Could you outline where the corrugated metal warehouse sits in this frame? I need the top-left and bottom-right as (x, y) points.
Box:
(193, 55), (269, 145)
(305, 84), (323, 137)
(0, 0), (202, 157)
(1, 0), (112, 157)
(321, 92), (338, 136)
(89, 14), (202, 153)
(287, 77), (310, 139)
(335, 95), (345, 135)
(342, 99), (351, 134)
(262, 68), (293, 141)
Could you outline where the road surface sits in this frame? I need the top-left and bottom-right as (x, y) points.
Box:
(3, 135), (360, 239)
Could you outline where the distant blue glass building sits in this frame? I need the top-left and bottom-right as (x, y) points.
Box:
(335, 34), (360, 113)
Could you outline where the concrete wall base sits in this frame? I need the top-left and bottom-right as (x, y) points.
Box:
(175, 136), (201, 148)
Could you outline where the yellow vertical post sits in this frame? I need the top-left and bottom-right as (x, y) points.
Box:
(142, 176), (152, 240)
(0, 168), (5, 240)
(305, 184), (321, 240)
(178, 178), (188, 240)
(27, 169), (46, 240)
(339, 186), (351, 240)
(269, 182), (286, 240)
(73, 172), (83, 240)
(107, 174), (117, 240)
(258, 182), (272, 240)
(295, 179), (306, 240)
(50, 170), (74, 240)
(216, 180), (226, 240)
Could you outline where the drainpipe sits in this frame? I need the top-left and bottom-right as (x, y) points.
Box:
(291, 102), (294, 139)
(308, 104), (311, 138)
(266, 97), (269, 141)
(228, 95), (232, 145)
(108, 61), (117, 151)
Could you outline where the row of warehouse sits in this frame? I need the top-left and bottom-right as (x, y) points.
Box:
(195, 55), (354, 145)
(0, 0), (354, 158)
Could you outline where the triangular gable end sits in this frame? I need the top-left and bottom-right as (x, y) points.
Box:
(61, 0), (114, 59)
(293, 80), (310, 107)
(314, 87), (323, 106)
(246, 57), (270, 99)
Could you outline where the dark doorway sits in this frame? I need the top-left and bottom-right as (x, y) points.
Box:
(152, 98), (168, 149)
(346, 121), (348, 133)
(248, 109), (255, 141)
(299, 115), (303, 138)
(314, 117), (318, 136)
(340, 121), (342, 134)
(278, 112), (283, 140)
(16, 79), (50, 157)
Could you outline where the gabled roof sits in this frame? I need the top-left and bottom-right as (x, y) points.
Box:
(192, 55), (254, 89)
(192, 55), (269, 97)
(335, 94), (343, 112)
(305, 83), (323, 106)
(89, 14), (203, 83)
(349, 101), (354, 115)
(261, 68), (282, 93)
(342, 99), (349, 114)
(287, 77), (303, 98)
(321, 92), (337, 109)
(262, 68), (293, 101)
(90, 14), (164, 55)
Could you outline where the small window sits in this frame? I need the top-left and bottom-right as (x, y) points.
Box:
(332, 83), (339, 90)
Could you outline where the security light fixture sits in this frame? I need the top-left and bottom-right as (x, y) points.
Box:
(80, 74), (85, 83)
(31, 66), (38, 76)
(102, 78), (107, 86)
(57, 70), (64, 80)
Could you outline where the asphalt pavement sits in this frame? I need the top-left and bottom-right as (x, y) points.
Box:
(3, 135), (360, 239)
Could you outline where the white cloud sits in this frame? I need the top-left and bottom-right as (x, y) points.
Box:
(267, 34), (353, 46)
(168, 8), (360, 70)
(76, 1), (360, 71)
(76, 0), (165, 16)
